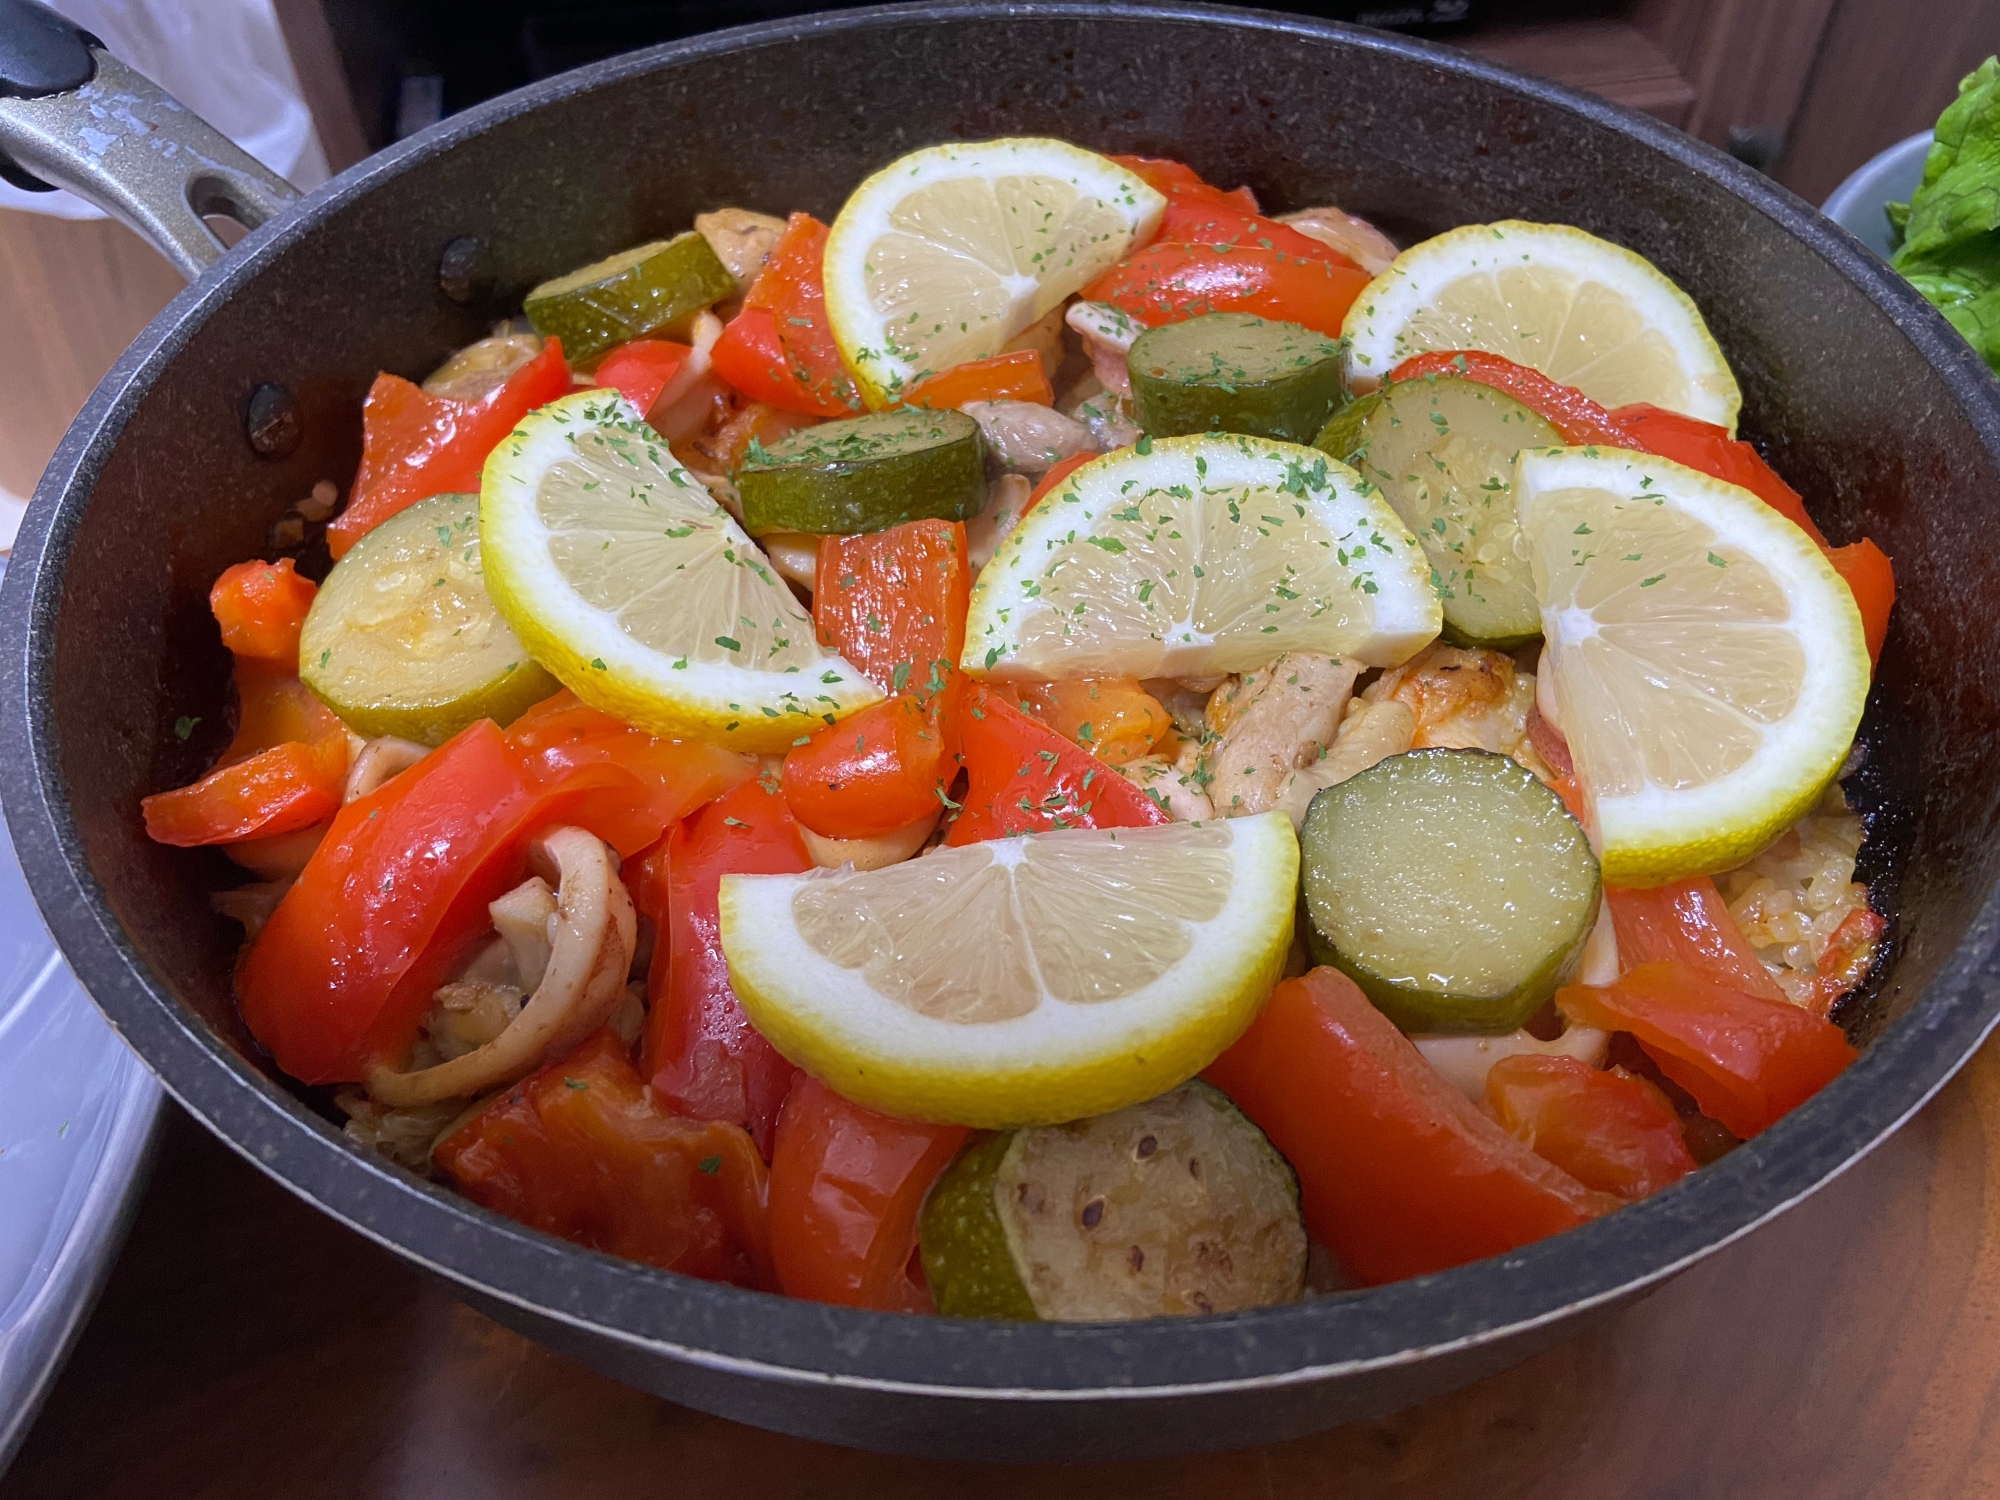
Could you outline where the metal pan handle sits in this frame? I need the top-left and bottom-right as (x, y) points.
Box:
(0, 0), (302, 280)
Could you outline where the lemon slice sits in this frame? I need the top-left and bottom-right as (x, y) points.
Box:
(1344, 221), (1742, 431)
(823, 138), (1166, 407)
(963, 434), (1440, 680)
(721, 815), (1298, 1126)
(1518, 446), (1869, 885)
(481, 390), (881, 751)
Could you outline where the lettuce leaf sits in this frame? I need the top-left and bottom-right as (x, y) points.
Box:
(1889, 57), (2000, 369)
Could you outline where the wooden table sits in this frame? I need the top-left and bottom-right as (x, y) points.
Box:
(5, 1036), (2000, 1500)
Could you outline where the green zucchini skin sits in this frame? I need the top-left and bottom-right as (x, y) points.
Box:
(1127, 313), (1349, 444)
(1314, 372), (1560, 650)
(524, 232), (737, 367)
(299, 492), (558, 746)
(1300, 748), (1601, 1035)
(919, 1133), (1040, 1321)
(735, 408), (987, 535)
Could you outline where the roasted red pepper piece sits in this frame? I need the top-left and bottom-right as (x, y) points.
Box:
(642, 776), (811, 1154)
(946, 686), (1170, 845)
(767, 1074), (968, 1311)
(209, 557), (317, 662)
(709, 214), (862, 417)
(1609, 402), (1830, 546)
(329, 338), (571, 558)
(1806, 905), (1888, 1017)
(1109, 154), (1259, 216)
(1556, 962), (1857, 1139)
(434, 1030), (773, 1288)
(1002, 676), (1171, 766)
(1083, 241), (1369, 339)
(903, 350), (1053, 409)
(782, 691), (955, 839)
(593, 338), (691, 415)
(1605, 878), (1788, 1005)
(1485, 1054), (1697, 1202)
(1827, 538), (1896, 668)
(237, 715), (745, 1084)
(813, 519), (969, 692)
(1386, 350), (1638, 448)
(142, 738), (345, 846)
(1026, 452), (1095, 511)
(1205, 967), (1605, 1285)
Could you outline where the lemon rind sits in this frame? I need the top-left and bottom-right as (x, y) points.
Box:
(720, 815), (1300, 1127)
(1341, 220), (1742, 433)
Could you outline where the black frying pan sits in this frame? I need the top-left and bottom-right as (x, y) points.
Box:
(2, 0), (1998, 1463)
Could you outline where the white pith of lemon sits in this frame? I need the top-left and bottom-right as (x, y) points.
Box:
(480, 390), (881, 751)
(962, 434), (1441, 681)
(719, 816), (1299, 1127)
(823, 138), (1166, 408)
(1343, 221), (1742, 431)
(1517, 446), (1869, 885)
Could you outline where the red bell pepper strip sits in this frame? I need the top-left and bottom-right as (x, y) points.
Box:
(1109, 155), (1258, 216)
(329, 338), (570, 558)
(1609, 402), (1830, 546)
(641, 776), (811, 1154)
(1485, 1054), (1697, 1202)
(505, 689), (755, 816)
(946, 686), (1170, 845)
(1205, 967), (1605, 1285)
(1001, 677), (1171, 766)
(593, 338), (692, 416)
(1026, 452), (1095, 511)
(142, 737), (345, 846)
(902, 350), (1053, 409)
(238, 715), (745, 1084)
(1827, 538), (1896, 668)
(1605, 878), (1789, 1005)
(1387, 350), (1638, 448)
(767, 1074), (968, 1311)
(434, 1030), (773, 1289)
(209, 557), (317, 663)
(709, 214), (862, 417)
(782, 691), (955, 839)
(1083, 241), (1369, 340)
(1556, 962), (1857, 1139)
(813, 519), (970, 693)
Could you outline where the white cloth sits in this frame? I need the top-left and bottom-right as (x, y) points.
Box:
(0, 0), (329, 218)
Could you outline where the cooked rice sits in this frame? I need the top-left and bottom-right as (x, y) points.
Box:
(1716, 783), (1875, 1008)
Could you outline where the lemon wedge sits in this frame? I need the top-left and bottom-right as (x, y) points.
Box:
(823, 138), (1165, 407)
(1344, 221), (1742, 431)
(721, 815), (1298, 1127)
(963, 434), (1440, 680)
(480, 390), (881, 751)
(1518, 446), (1869, 885)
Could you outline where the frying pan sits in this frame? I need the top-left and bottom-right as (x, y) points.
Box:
(2, 0), (1997, 1463)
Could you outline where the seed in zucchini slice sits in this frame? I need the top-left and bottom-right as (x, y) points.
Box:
(1315, 372), (1560, 650)
(523, 232), (737, 368)
(1127, 312), (1349, 444)
(299, 492), (558, 745)
(920, 1083), (1306, 1322)
(1300, 748), (1600, 1035)
(734, 407), (986, 536)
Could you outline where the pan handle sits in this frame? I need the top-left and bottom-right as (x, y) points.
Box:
(0, 0), (302, 280)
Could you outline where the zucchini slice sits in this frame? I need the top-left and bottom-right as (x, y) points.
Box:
(300, 492), (558, 745)
(1300, 748), (1600, 1035)
(1315, 371), (1560, 649)
(1127, 312), (1348, 444)
(734, 408), (986, 536)
(920, 1082), (1306, 1321)
(524, 232), (737, 367)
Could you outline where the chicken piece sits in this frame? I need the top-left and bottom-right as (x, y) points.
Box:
(967, 472), (1034, 573)
(799, 814), (939, 872)
(211, 879), (293, 944)
(1065, 300), (1141, 397)
(1060, 374), (1143, 450)
(961, 400), (1101, 476)
(365, 827), (637, 1107)
(1363, 643), (1550, 777)
(695, 208), (787, 295)
(1001, 303), (1068, 379)
(422, 331), (544, 401)
(1413, 1025), (1614, 1104)
(1114, 741), (1214, 822)
(344, 736), (428, 804)
(1268, 697), (1418, 829)
(1202, 654), (1361, 817)
(1276, 206), (1400, 276)
(758, 532), (819, 594)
